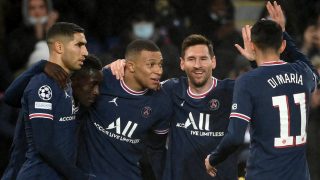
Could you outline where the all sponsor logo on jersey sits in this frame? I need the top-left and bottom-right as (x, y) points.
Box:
(94, 118), (140, 144)
(176, 112), (224, 137)
(141, 106), (152, 118)
(208, 99), (220, 111)
(38, 85), (52, 101)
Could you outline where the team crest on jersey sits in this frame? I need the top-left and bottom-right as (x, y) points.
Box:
(141, 106), (152, 118)
(208, 99), (219, 111)
(38, 85), (52, 101)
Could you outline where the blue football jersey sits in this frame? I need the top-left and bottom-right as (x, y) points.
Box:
(230, 60), (317, 180)
(209, 32), (319, 180)
(78, 69), (172, 180)
(162, 77), (238, 180)
(18, 73), (79, 179)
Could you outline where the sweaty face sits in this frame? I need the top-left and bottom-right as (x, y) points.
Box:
(62, 33), (88, 73)
(133, 50), (163, 90)
(28, 0), (47, 18)
(181, 44), (216, 87)
(72, 71), (103, 107)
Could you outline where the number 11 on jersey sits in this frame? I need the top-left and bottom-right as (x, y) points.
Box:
(272, 93), (307, 148)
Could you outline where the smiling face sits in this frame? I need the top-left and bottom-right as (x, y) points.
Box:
(181, 44), (216, 87)
(132, 50), (163, 90)
(61, 33), (88, 72)
(72, 70), (103, 107)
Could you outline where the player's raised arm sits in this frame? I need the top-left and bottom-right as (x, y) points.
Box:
(267, 1), (319, 86)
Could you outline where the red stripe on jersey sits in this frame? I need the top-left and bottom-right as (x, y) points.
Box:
(230, 112), (251, 122)
(154, 129), (169, 134)
(29, 113), (53, 120)
(260, 60), (287, 66)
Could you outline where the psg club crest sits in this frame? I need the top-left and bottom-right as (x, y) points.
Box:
(208, 99), (220, 111)
(141, 106), (152, 118)
(38, 85), (52, 101)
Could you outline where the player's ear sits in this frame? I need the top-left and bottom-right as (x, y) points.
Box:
(278, 40), (286, 54)
(180, 57), (185, 71)
(54, 41), (64, 54)
(211, 56), (216, 70)
(126, 60), (135, 73)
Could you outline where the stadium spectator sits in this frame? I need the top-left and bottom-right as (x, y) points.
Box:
(4, 0), (58, 73)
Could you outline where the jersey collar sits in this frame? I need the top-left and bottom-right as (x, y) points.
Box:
(260, 60), (287, 66)
(120, 80), (148, 96)
(187, 77), (217, 99)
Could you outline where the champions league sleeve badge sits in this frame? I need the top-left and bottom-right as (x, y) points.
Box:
(38, 85), (52, 101)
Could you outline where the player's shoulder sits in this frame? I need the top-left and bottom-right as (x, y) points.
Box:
(27, 73), (58, 91)
(233, 71), (258, 90)
(161, 76), (187, 93)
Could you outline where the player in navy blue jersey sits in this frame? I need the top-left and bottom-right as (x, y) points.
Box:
(13, 22), (89, 180)
(109, 19), (304, 179)
(77, 40), (172, 180)
(159, 35), (238, 180)
(205, 2), (319, 180)
(2, 55), (103, 180)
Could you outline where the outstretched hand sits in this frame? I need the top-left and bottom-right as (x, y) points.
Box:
(235, 25), (255, 61)
(44, 61), (68, 89)
(266, 1), (286, 32)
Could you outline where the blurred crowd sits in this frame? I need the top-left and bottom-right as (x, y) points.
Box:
(0, 0), (319, 179)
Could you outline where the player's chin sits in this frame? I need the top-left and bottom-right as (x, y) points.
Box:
(147, 83), (160, 90)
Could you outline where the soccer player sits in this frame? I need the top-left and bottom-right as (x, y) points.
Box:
(205, 2), (319, 180)
(109, 35), (238, 180)
(161, 34), (238, 180)
(77, 39), (172, 179)
(2, 55), (103, 180)
(15, 22), (89, 180)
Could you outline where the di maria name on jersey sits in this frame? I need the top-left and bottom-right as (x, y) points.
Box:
(78, 69), (172, 180)
(162, 77), (238, 180)
(209, 32), (319, 180)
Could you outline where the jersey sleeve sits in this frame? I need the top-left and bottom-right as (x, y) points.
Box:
(208, 76), (250, 166)
(5, 60), (47, 107)
(23, 77), (89, 180)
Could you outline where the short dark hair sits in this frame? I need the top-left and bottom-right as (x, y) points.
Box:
(181, 34), (214, 58)
(46, 22), (84, 43)
(251, 20), (283, 51)
(71, 54), (102, 80)
(125, 39), (160, 59)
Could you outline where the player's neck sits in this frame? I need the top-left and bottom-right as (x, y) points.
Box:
(188, 77), (214, 95)
(123, 73), (146, 92)
(255, 51), (281, 66)
(49, 54), (71, 74)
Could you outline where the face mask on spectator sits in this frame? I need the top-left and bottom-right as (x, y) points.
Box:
(209, 12), (229, 25)
(28, 16), (48, 25)
(133, 22), (154, 39)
